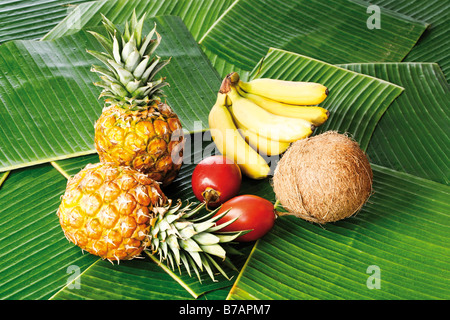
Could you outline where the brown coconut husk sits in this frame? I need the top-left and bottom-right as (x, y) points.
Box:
(272, 131), (373, 224)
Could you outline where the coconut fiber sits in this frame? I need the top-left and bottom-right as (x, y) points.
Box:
(273, 131), (373, 224)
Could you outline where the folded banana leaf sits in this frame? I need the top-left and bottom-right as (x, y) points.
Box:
(340, 62), (450, 185)
(0, 0), (92, 43)
(199, 0), (428, 77)
(366, 0), (450, 81)
(43, 0), (235, 42)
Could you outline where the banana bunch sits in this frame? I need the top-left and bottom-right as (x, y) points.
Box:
(209, 72), (330, 179)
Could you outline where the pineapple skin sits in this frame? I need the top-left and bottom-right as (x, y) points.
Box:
(57, 163), (167, 262)
(95, 101), (184, 187)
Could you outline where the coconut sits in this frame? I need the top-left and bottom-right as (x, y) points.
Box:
(273, 131), (373, 224)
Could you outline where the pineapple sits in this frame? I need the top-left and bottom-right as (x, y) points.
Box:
(88, 12), (184, 186)
(57, 163), (246, 280)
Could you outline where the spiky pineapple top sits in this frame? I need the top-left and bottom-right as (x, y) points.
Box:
(88, 12), (170, 110)
(147, 200), (248, 282)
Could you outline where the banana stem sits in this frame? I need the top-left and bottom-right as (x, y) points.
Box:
(228, 72), (240, 84)
(220, 72), (241, 94)
(219, 76), (231, 94)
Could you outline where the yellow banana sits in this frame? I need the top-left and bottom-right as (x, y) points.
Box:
(208, 92), (270, 179)
(233, 116), (291, 156)
(227, 86), (314, 143)
(238, 78), (328, 105)
(236, 86), (330, 126)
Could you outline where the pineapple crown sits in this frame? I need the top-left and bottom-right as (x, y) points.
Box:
(146, 199), (250, 282)
(87, 11), (170, 111)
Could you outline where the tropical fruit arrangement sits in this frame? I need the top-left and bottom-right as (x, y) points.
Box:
(1, 0), (447, 302)
(208, 72), (373, 224)
(56, 12), (373, 282)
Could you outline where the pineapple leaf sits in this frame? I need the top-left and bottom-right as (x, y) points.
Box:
(133, 55), (150, 79)
(109, 83), (128, 98)
(216, 230), (251, 243)
(151, 237), (159, 252)
(173, 221), (192, 231)
(100, 13), (120, 39)
(166, 235), (181, 265)
(125, 79), (141, 93)
(185, 205), (220, 221)
(88, 13), (170, 110)
(205, 254), (233, 281)
(179, 238), (202, 252)
(87, 31), (113, 57)
(187, 251), (203, 271)
(200, 244), (226, 260)
(145, 81), (169, 97)
(86, 49), (112, 67)
(108, 60), (134, 84)
(99, 74), (123, 88)
(158, 218), (171, 233)
(199, 255), (216, 282)
(140, 56), (160, 82)
(139, 24), (157, 56)
(192, 233), (220, 246)
(146, 58), (171, 83)
(193, 221), (215, 234)
(124, 48), (140, 71)
(122, 33), (135, 61)
(206, 208), (230, 223)
(112, 33), (122, 64)
(91, 65), (118, 81)
(131, 85), (151, 98)
(179, 251), (192, 278)
(134, 12), (147, 48)
(187, 254), (202, 282)
(123, 20), (131, 42)
(161, 240), (168, 259)
(144, 31), (161, 57)
(166, 249), (175, 271)
(206, 215), (240, 233)
(178, 224), (197, 239)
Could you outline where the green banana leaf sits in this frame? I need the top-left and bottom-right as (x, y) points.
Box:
(0, 0), (92, 44)
(229, 165), (450, 300)
(1, 0), (449, 301)
(43, 0), (235, 42)
(340, 62), (450, 185)
(0, 15), (220, 173)
(42, 0), (430, 80)
(226, 51), (450, 299)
